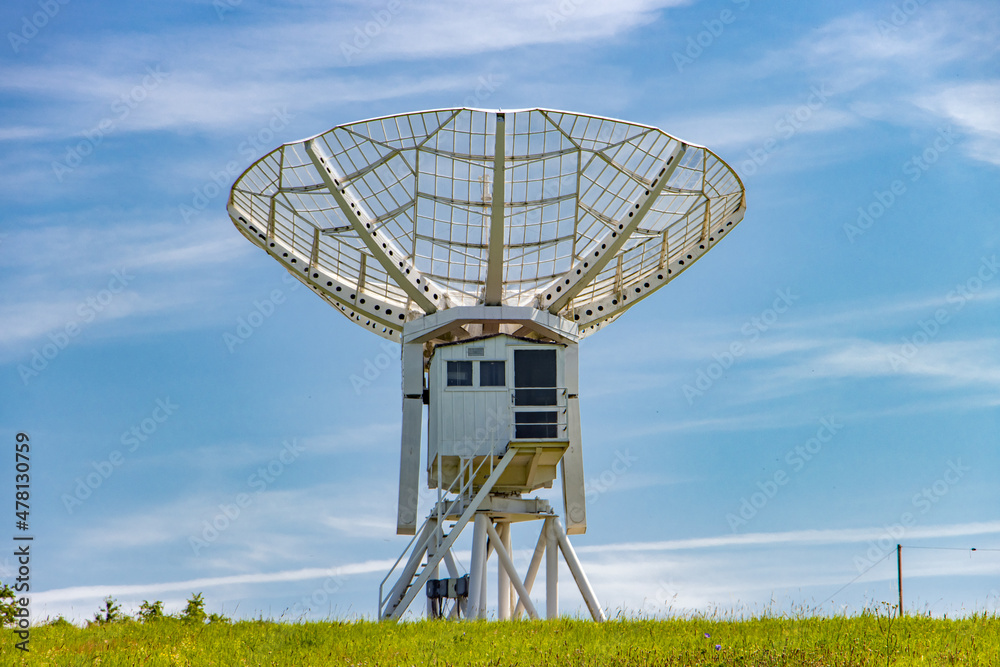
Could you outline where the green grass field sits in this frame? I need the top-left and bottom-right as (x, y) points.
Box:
(5, 614), (1000, 666)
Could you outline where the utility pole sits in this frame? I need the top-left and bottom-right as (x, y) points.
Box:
(896, 544), (903, 616)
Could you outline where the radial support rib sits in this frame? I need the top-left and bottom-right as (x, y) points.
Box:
(484, 112), (506, 307)
(305, 139), (441, 314)
(542, 143), (687, 314)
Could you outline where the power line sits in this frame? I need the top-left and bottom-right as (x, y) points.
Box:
(899, 545), (1000, 553)
(812, 549), (895, 613)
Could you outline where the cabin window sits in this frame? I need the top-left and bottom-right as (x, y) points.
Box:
(446, 361), (472, 386)
(479, 361), (505, 387)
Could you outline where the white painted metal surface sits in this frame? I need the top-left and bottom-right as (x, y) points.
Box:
(228, 108), (745, 343)
(228, 107), (745, 624)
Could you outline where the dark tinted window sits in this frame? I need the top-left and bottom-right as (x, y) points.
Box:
(514, 349), (557, 406)
(515, 411), (558, 439)
(447, 361), (472, 386)
(480, 361), (505, 386)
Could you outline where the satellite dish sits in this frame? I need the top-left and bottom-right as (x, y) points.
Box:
(229, 108), (745, 621)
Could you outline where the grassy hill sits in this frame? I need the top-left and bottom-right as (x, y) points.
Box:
(5, 613), (1000, 666)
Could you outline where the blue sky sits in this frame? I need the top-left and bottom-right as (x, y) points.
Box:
(2, 0), (999, 623)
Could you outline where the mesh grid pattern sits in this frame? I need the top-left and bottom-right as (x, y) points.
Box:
(229, 108), (744, 340)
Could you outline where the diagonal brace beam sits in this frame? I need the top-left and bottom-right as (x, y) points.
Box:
(385, 448), (518, 621)
(306, 139), (441, 314)
(542, 143), (687, 314)
(485, 519), (540, 620)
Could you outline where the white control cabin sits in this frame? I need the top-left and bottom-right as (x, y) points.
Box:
(426, 334), (574, 494)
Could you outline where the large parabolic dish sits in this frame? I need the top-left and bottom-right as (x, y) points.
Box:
(228, 108), (746, 343)
(228, 107), (747, 621)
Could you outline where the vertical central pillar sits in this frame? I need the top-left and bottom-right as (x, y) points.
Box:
(546, 517), (559, 619)
(468, 514), (489, 619)
(497, 522), (512, 620)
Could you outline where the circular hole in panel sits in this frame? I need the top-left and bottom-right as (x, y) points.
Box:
(585, 310), (592, 316)
(336, 286), (342, 292)
(327, 281), (333, 287)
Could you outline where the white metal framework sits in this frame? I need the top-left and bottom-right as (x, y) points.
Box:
(229, 108), (745, 342)
(228, 108), (746, 622)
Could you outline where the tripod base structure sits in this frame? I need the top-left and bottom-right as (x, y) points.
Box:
(379, 449), (605, 622)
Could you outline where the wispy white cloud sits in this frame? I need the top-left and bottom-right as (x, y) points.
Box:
(33, 559), (395, 605)
(0, 1), (690, 139)
(0, 220), (253, 354)
(577, 520), (1000, 554)
(915, 81), (1000, 165)
(36, 519), (1000, 620)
